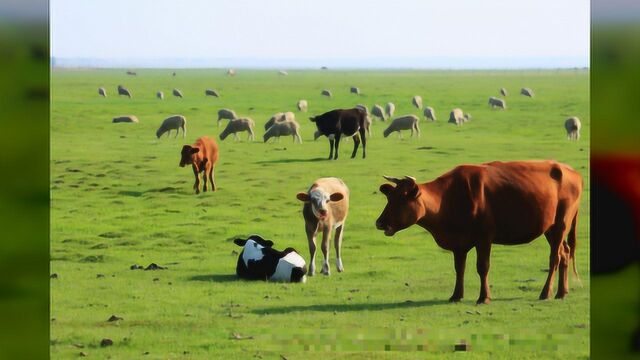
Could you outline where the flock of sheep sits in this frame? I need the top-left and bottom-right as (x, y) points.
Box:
(102, 70), (583, 144)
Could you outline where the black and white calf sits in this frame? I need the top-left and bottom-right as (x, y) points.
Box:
(234, 235), (307, 283)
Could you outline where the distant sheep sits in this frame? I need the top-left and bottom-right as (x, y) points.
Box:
(156, 115), (187, 138)
(448, 108), (470, 125)
(423, 106), (436, 121)
(98, 87), (107, 97)
(372, 104), (385, 121)
(205, 89), (220, 97)
(500, 88), (508, 96)
(265, 112), (295, 130)
(321, 89), (332, 98)
(217, 108), (238, 127)
(488, 97), (507, 109)
(350, 86), (360, 95)
(385, 102), (395, 119)
(521, 88), (534, 97)
(117, 85), (132, 98)
(112, 115), (138, 123)
(126, 70), (137, 76)
(173, 89), (183, 98)
(264, 120), (302, 143)
(355, 104), (369, 115)
(297, 100), (308, 112)
(383, 115), (420, 138)
(565, 117), (582, 140)
(279, 70), (288, 76)
(227, 69), (236, 76)
(220, 118), (255, 141)
(412, 96), (423, 109)
(156, 91), (164, 100)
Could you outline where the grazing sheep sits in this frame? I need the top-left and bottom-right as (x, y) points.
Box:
(448, 108), (469, 125)
(385, 102), (395, 119)
(205, 89), (220, 97)
(321, 89), (332, 98)
(488, 97), (507, 109)
(227, 69), (236, 76)
(355, 104), (369, 115)
(98, 87), (107, 97)
(112, 115), (138, 123)
(117, 85), (132, 98)
(350, 86), (360, 95)
(412, 95), (423, 109)
(265, 112), (295, 130)
(279, 70), (288, 76)
(565, 117), (582, 140)
(264, 120), (302, 143)
(172, 71), (176, 77)
(220, 118), (255, 141)
(372, 104), (385, 121)
(423, 107), (436, 121)
(217, 108), (238, 127)
(156, 91), (164, 100)
(383, 115), (420, 138)
(126, 70), (136, 76)
(500, 88), (508, 96)
(297, 100), (308, 112)
(521, 88), (534, 97)
(156, 115), (187, 138)
(173, 89), (183, 98)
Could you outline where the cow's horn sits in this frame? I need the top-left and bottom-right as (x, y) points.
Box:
(383, 175), (401, 184)
(404, 175), (417, 183)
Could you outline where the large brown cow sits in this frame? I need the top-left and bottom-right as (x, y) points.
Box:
(179, 136), (219, 194)
(375, 160), (583, 304)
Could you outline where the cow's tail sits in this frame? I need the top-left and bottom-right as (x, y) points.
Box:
(568, 211), (582, 287)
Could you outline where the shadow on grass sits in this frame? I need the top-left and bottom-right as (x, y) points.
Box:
(252, 299), (449, 315)
(118, 187), (182, 197)
(255, 157), (327, 164)
(189, 274), (238, 282)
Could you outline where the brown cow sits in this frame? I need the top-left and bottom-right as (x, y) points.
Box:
(179, 136), (219, 194)
(375, 160), (583, 304)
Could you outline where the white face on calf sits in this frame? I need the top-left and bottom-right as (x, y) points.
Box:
(296, 189), (344, 221)
(241, 239), (265, 266)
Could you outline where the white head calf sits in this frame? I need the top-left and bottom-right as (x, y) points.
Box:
(233, 235), (307, 283)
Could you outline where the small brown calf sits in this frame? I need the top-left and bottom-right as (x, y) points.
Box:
(179, 136), (219, 194)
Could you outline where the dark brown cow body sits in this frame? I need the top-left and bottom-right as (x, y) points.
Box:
(375, 160), (583, 304)
(179, 136), (219, 194)
(310, 108), (367, 160)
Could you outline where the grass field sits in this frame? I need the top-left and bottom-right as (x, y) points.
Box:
(51, 68), (590, 359)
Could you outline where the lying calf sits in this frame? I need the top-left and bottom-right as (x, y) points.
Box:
(234, 235), (307, 283)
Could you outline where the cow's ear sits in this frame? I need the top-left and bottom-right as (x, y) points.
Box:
(233, 238), (247, 246)
(296, 192), (310, 202)
(379, 184), (394, 195)
(329, 192), (344, 202)
(190, 147), (200, 154)
(263, 240), (274, 247)
(407, 185), (421, 199)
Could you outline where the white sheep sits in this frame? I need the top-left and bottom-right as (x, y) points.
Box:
(385, 102), (395, 119)
(565, 117), (582, 140)
(217, 108), (238, 127)
(279, 70), (288, 76)
(412, 95), (423, 109)
(448, 108), (469, 125)
(423, 107), (436, 121)
(264, 111), (295, 130)
(383, 115), (420, 138)
(117, 85), (131, 98)
(264, 120), (302, 143)
(350, 86), (360, 95)
(500, 88), (508, 96)
(372, 104), (385, 121)
(173, 89), (183, 98)
(521, 88), (534, 97)
(321, 89), (332, 98)
(297, 100), (308, 112)
(205, 89), (219, 97)
(488, 97), (507, 109)
(98, 87), (107, 97)
(157, 91), (164, 100)
(112, 115), (138, 123)
(156, 115), (187, 138)
(220, 118), (255, 141)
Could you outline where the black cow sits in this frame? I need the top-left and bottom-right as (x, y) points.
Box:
(310, 108), (367, 160)
(233, 235), (307, 283)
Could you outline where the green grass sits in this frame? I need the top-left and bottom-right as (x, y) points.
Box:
(51, 68), (589, 359)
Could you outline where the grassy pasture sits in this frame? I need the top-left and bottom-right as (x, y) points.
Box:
(51, 68), (589, 359)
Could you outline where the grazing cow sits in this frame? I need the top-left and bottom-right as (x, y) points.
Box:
(297, 100), (308, 112)
(488, 97), (507, 109)
(372, 104), (385, 121)
(383, 115), (420, 138)
(412, 95), (423, 109)
(500, 88), (508, 97)
(217, 108), (238, 127)
(117, 85), (132, 98)
(112, 115), (138, 123)
(375, 160), (583, 304)
(424, 106), (436, 121)
(156, 115), (187, 138)
(156, 91), (164, 100)
(565, 117), (582, 140)
(521, 88), (534, 97)
(98, 87), (107, 97)
(310, 108), (367, 160)
(173, 89), (183, 98)
(234, 235), (307, 282)
(350, 86), (360, 95)
(205, 89), (220, 97)
(296, 177), (349, 275)
(321, 89), (332, 98)
(179, 136), (219, 194)
(385, 102), (395, 119)
(219, 118), (255, 141)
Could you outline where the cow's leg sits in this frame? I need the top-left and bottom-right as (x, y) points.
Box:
(328, 137), (334, 160)
(449, 250), (467, 302)
(209, 166), (216, 191)
(476, 242), (492, 304)
(202, 168), (208, 192)
(192, 165), (200, 194)
(350, 134), (360, 159)
(333, 134), (341, 160)
(540, 224), (567, 300)
(334, 224), (345, 272)
(556, 241), (570, 299)
(320, 226), (332, 275)
(305, 222), (319, 276)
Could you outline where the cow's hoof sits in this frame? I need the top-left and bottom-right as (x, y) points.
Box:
(539, 293), (551, 300)
(476, 298), (491, 305)
(448, 296), (463, 303)
(554, 292), (568, 299)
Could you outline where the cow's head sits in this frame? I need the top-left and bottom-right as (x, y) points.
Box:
(234, 235), (274, 265)
(296, 188), (344, 221)
(179, 145), (199, 167)
(376, 175), (424, 236)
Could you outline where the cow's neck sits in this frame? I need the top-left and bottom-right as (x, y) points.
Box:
(415, 181), (443, 233)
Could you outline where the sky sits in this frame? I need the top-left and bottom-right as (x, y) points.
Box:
(50, 0), (590, 69)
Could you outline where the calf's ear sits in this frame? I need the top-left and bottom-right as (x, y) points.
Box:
(379, 184), (394, 195)
(329, 192), (344, 202)
(296, 192), (310, 202)
(233, 238), (247, 246)
(263, 240), (274, 247)
(190, 147), (200, 154)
